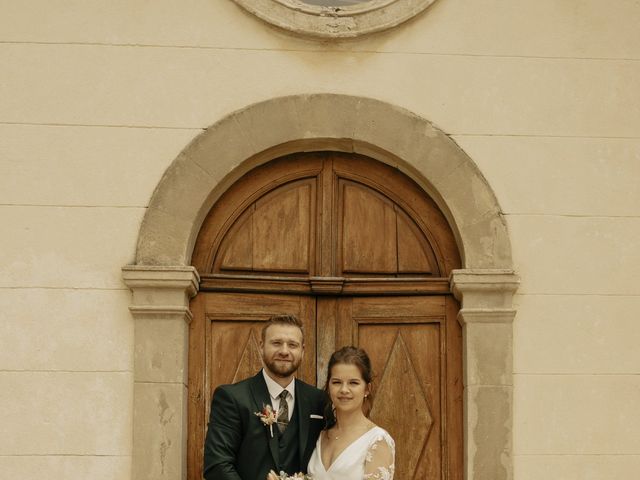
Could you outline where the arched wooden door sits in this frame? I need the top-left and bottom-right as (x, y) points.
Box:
(188, 152), (462, 480)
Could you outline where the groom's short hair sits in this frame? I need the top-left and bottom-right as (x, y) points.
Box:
(261, 313), (304, 343)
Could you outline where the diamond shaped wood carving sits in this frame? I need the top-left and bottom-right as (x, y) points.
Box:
(369, 332), (434, 479)
(232, 329), (263, 383)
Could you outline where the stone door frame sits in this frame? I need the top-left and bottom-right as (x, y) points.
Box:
(122, 94), (519, 480)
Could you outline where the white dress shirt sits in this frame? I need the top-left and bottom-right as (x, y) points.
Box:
(262, 369), (295, 421)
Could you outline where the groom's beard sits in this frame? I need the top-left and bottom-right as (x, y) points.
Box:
(263, 355), (301, 378)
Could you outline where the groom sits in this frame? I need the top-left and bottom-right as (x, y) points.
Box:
(203, 314), (325, 480)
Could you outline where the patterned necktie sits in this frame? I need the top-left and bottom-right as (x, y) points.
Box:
(277, 390), (289, 433)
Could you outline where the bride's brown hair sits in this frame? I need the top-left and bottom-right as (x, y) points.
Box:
(323, 346), (374, 427)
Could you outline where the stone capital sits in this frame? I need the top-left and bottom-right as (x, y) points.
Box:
(122, 266), (200, 323)
(450, 269), (520, 317)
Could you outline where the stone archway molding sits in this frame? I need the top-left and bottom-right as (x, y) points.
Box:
(122, 94), (519, 480)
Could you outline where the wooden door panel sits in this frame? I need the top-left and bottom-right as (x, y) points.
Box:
(332, 154), (459, 275)
(202, 291), (304, 316)
(195, 151), (460, 282)
(188, 292), (316, 480)
(193, 154), (324, 276)
(334, 295), (460, 480)
(362, 324), (441, 480)
(338, 179), (442, 277)
(397, 209), (438, 274)
(350, 295), (445, 318)
(340, 181), (398, 273)
(252, 181), (314, 272)
(219, 208), (253, 270)
(217, 179), (316, 274)
(202, 292), (317, 386)
(209, 320), (264, 388)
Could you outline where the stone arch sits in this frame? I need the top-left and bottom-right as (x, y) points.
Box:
(135, 94), (511, 270)
(123, 94), (519, 480)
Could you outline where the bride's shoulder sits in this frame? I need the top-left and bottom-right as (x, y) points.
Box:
(364, 425), (395, 469)
(367, 425), (395, 449)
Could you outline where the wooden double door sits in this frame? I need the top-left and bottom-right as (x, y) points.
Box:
(188, 152), (462, 479)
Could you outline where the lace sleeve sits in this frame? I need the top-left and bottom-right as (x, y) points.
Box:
(363, 433), (395, 480)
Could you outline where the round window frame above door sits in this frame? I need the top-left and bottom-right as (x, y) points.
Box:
(231, 0), (439, 38)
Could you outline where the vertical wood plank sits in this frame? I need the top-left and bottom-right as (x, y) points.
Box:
(187, 295), (206, 480)
(397, 208), (438, 274)
(316, 297), (337, 388)
(319, 156), (334, 277)
(336, 296), (354, 348)
(253, 182), (313, 272)
(340, 181), (398, 274)
(446, 295), (464, 480)
(219, 207), (254, 271)
(299, 295), (317, 385)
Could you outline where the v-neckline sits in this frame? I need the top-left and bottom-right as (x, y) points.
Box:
(319, 426), (378, 472)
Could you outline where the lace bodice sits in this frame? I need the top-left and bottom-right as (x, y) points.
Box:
(307, 426), (395, 480)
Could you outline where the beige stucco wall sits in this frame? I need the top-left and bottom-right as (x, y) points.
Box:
(1, 1), (639, 479)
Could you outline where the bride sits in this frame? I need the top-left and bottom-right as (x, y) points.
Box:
(307, 346), (395, 480)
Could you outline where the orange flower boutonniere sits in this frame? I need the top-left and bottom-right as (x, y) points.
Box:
(255, 404), (278, 438)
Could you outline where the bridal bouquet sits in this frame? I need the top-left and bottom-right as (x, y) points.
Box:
(267, 470), (313, 480)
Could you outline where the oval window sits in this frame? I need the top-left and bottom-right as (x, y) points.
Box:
(232, 0), (439, 38)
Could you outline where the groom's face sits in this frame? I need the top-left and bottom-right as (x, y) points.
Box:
(260, 324), (304, 379)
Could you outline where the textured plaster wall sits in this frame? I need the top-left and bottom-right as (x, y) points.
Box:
(0, 1), (639, 479)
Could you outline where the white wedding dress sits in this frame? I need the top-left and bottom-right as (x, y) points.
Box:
(307, 426), (395, 480)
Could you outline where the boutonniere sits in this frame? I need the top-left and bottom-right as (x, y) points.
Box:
(267, 470), (313, 480)
(255, 404), (278, 437)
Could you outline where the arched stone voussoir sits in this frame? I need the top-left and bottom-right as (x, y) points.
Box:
(135, 94), (512, 270)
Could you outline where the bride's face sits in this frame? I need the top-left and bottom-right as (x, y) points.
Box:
(328, 363), (370, 414)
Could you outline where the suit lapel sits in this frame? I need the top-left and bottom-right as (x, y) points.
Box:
(295, 380), (310, 463)
(249, 371), (280, 469)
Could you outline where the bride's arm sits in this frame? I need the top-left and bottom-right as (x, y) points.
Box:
(363, 436), (395, 480)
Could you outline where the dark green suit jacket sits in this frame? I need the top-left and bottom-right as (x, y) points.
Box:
(203, 371), (325, 480)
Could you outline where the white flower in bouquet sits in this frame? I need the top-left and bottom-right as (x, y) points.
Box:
(267, 469), (313, 480)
